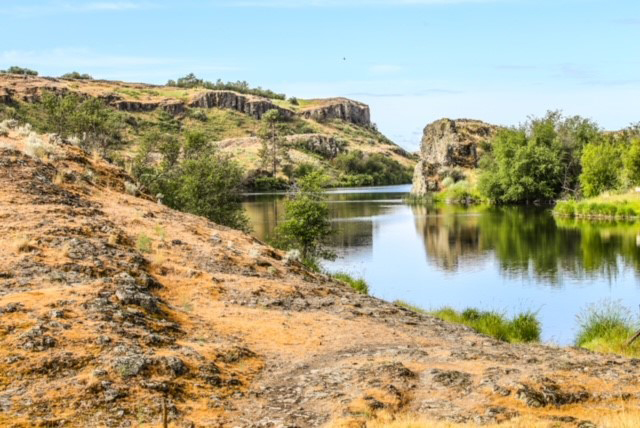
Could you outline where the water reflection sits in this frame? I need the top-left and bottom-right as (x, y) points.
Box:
(243, 186), (640, 343)
(412, 203), (640, 284)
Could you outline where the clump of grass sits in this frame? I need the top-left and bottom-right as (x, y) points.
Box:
(332, 272), (369, 295)
(24, 133), (55, 160)
(432, 307), (540, 343)
(154, 225), (167, 241)
(575, 301), (640, 357)
(395, 301), (540, 343)
(394, 300), (427, 313)
(136, 233), (153, 254)
(124, 181), (139, 196)
(554, 197), (639, 220)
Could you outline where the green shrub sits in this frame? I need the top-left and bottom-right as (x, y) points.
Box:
(136, 233), (153, 253)
(576, 301), (640, 357)
(1, 66), (38, 76)
(332, 272), (369, 295)
(252, 176), (289, 191)
(553, 200), (576, 217)
(60, 71), (93, 80)
(333, 150), (412, 186)
(429, 307), (541, 343)
(134, 131), (250, 231)
(273, 171), (335, 265)
(189, 109), (208, 122)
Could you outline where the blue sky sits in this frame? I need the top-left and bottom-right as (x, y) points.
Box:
(1, 0), (639, 150)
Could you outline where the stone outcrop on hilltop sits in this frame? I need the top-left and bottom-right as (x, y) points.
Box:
(188, 90), (295, 120)
(0, 75), (375, 127)
(412, 118), (499, 195)
(299, 98), (371, 127)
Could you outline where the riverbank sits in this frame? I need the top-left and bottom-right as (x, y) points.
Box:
(4, 128), (640, 426)
(554, 191), (640, 220)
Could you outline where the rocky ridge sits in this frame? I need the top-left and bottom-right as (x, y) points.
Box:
(0, 75), (370, 127)
(412, 118), (499, 195)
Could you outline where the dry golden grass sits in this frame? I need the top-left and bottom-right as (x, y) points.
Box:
(331, 409), (640, 428)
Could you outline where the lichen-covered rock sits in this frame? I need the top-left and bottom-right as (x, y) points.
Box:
(411, 118), (498, 195)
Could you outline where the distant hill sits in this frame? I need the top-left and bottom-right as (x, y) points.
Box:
(0, 73), (416, 190)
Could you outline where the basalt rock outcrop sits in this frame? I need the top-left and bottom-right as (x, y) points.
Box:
(285, 134), (347, 159)
(188, 90), (295, 120)
(412, 118), (499, 195)
(299, 98), (371, 127)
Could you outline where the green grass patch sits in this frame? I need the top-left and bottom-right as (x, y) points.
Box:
(433, 180), (483, 205)
(332, 272), (369, 294)
(394, 301), (540, 343)
(554, 191), (640, 220)
(576, 301), (640, 357)
(136, 233), (153, 253)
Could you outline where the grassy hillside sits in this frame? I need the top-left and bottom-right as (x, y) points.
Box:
(0, 74), (416, 190)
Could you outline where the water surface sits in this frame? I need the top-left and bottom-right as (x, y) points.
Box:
(243, 185), (640, 344)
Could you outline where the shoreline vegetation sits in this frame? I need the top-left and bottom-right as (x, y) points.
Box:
(394, 299), (640, 358)
(411, 112), (640, 218)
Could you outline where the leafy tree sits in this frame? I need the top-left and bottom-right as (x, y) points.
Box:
(478, 128), (563, 203)
(134, 131), (249, 231)
(579, 142), (624, 197)
(258, 109), (290, 176)
(478, 112), (601, 203)
(274, 171), (335, 267)
(624, 139), (640, 186)
(38, 92), (122, 154)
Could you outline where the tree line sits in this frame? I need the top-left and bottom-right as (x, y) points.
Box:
(477, 111), (640, 204)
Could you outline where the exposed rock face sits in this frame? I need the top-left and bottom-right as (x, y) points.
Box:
(299, 98), (371, 127)
(412, 118), (499, 194)
(286, 134), (347, 159)
(189, 90), (294, 120)
(113, 99), (186, 115)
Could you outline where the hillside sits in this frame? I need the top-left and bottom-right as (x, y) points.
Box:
(0, 74), (415, 189)
(2, 126), (640, 426)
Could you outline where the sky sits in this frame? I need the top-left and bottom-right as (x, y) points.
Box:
(0, 0), (639, 151)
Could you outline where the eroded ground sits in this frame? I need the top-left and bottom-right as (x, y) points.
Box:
(1, 129), (640, 427)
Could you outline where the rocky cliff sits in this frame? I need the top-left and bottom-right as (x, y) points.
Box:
(0, 75), (373, 127)
(412, 118), (499, 195)
(188, 90), (295, 120)
(299, 98), (371, 127)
